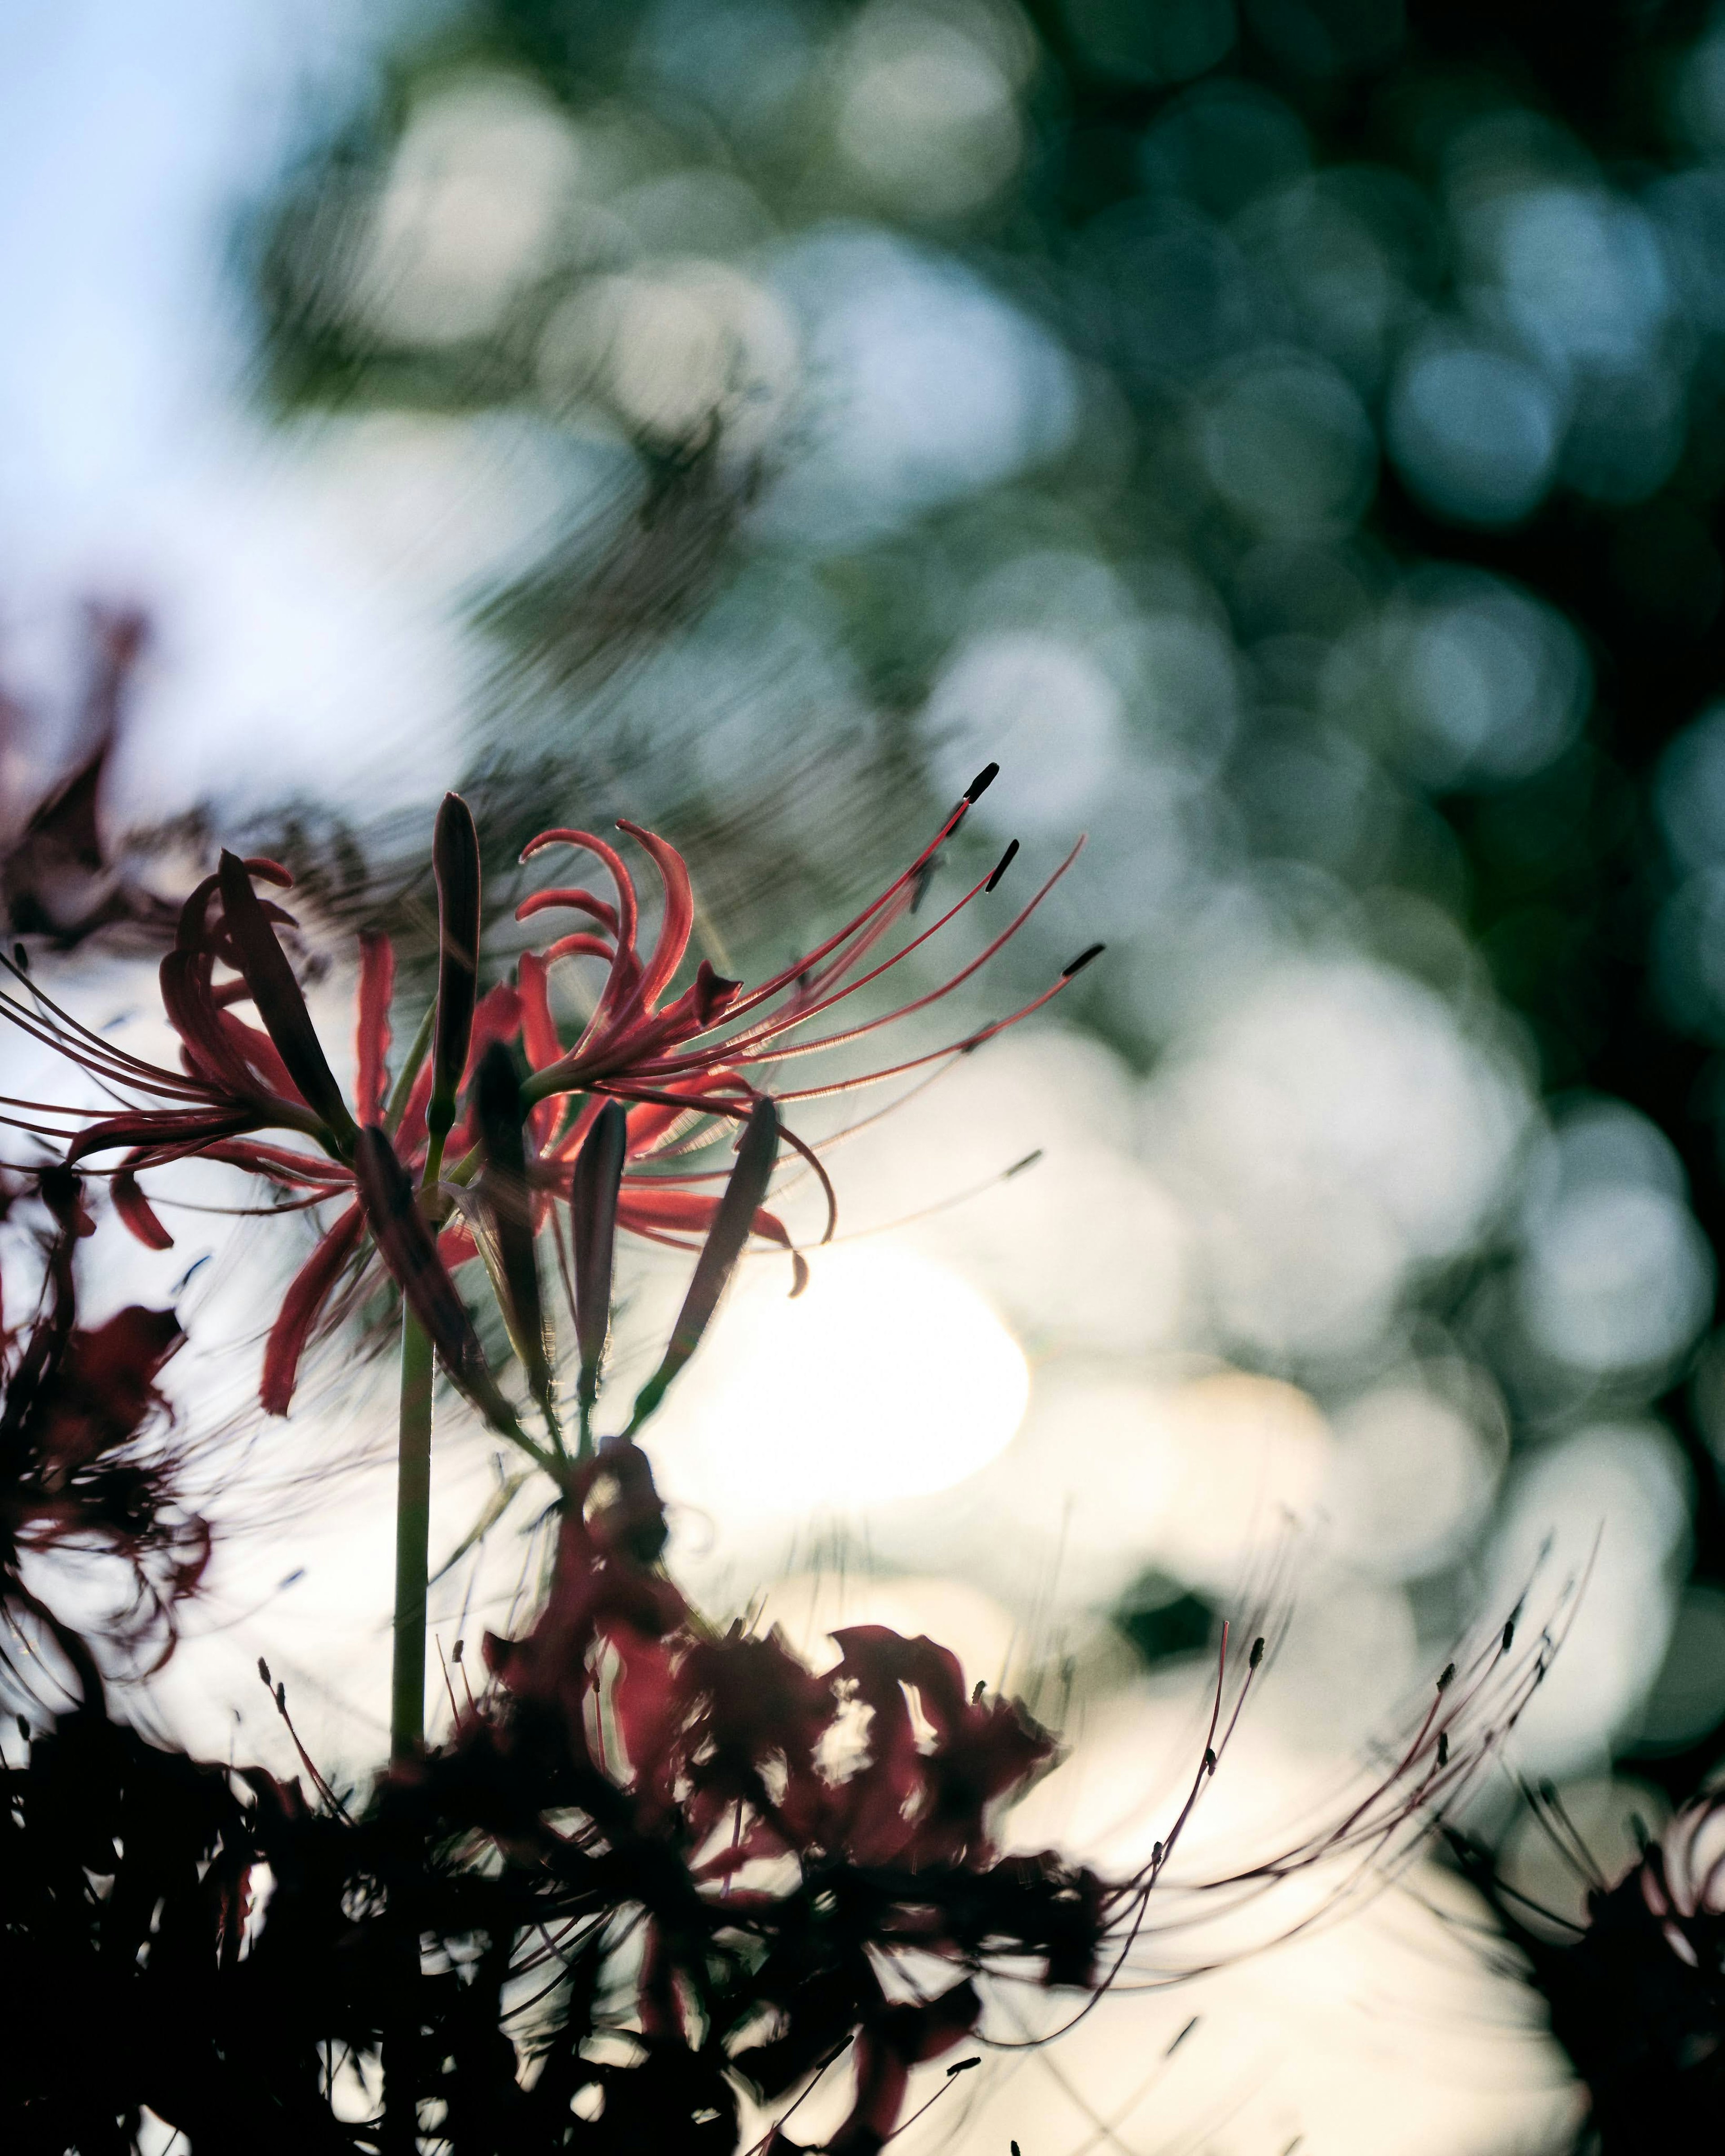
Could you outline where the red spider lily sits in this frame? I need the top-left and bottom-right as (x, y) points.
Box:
(1, 1171), (208, 1706)
(477, 1436), (1074, 2154)
(1451, 1770), (1725, 2150)
(0, 776), (1090, 1423)
(509, 770), (1094, 1146)
(461, 1438), (1561, 2156)
(1, 603), (179, 946)
(483, 1438), (1059, 1878)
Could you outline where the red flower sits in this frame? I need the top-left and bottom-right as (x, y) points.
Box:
(1, 779), (1090, 1421)
(482, 1440), (1056, 1879)
(511, 773), (1090, 1140)
(0, 1171), (208, 1703)
(0, 603), (179, 945)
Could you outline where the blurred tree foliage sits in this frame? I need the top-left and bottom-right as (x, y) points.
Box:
(250, 0), (1725, 1796)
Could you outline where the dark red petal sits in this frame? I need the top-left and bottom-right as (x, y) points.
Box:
(159, 947), (262, 1098)
(516, 950), (564, 1148)
(615, 1186), (808, 1294)
(514, 884), (621, 935)
(112, 1170), (174, 1251)
(614, 818), (695, 1013)
(356, 931), (395, 1124)
(217, 851), (356, 1145)
(66, 1107), (265, 1164)
(260, 1203), (365, 1415)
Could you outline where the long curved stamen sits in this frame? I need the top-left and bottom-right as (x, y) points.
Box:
(668, 839), (1084, 1074)
(758, 973), (1082, 1104)
(0, 979), (217, 1100)
(663, 857), (1008, 1067)
(697, 792), (977, 1029)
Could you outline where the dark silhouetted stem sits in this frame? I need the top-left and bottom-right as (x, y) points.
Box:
(391, 1303), (433, 1762)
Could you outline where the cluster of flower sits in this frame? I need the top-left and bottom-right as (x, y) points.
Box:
(0, 783), (1548, 2152)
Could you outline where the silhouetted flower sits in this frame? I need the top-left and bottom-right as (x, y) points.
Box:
(0, 604), (179, 945)
(0, 780), (1087, 1419)
(0, 1170), (206, 1705)
(0, 1411), (1556, 2156)
(1454, 1781), (1725, 2152)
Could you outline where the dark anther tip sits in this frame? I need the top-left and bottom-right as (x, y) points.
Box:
(1005, 1149), (1042, 1179)
(1501, 1619), (1515, 1654)
(1062, 942), (1106, 979)
(1249, 1636), (1265, 1669)
(1438, 1732), (1450, 1767)
(1437, 1661), (1455, 1692)
(964, 760), (1000, 803)
(1204, 1746), (1217, 1775)
(985, 839), (1019, 892)
(12, 941), (27, 971)
(257, 1657), (271, 1687)
(947, 2058), (980, 2076)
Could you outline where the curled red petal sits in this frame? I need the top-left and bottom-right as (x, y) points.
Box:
(260, 1203), (365, 1416)
(614, 819), (694, 1013)
(541, 932), (617, 965)
(112, 1169), (174, 1251)
(67, 1108), (266, 1165)
(357, 931), (395, 1124)
(517, 950), (563, 1148)
(159, 947), (261, 1098)
(514, 885), (621, 935)
(517, 950), (561, 1071)
(616, 1186), (808, 1294)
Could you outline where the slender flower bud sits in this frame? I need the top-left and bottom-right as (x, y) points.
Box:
(628, 1098), (779, 1431)
(429, 793), (481, 1143)
(217, 852), (357, 1150)
(474, 1041), (551, 1420)
(571, 1100), (628, 1415)
(352, 1125), (521, 1441)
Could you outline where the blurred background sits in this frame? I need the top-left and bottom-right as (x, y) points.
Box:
(15, 0), (1725, 2146)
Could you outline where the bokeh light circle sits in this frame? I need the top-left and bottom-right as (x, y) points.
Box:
(1387, 341), (1561, 525)
(657, 1243), (1029, 1516)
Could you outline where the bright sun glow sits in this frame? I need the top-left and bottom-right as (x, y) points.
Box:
(659, 1242), (1030, 1515)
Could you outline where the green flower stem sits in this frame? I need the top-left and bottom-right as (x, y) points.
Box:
(390, 1302), (435, 1763)
(388, 1112), (459, 1763)
(384, 1002), (435, 1134)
